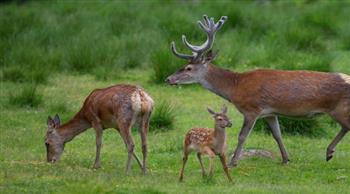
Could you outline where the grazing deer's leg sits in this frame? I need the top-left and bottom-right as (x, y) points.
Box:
(326, 110), (350, 161)
(179, 148), (189, 182)
(197, 153), (206, 177)
(118, 122), (140, 174)
(228, 115), (257, 167)
(265, 116), (289, 164)
(219, 154), (232, 182)
(93, 123), (103, 169)
(139, 113), (151, 175)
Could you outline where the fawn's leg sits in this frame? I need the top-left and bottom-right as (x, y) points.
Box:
(219, 154), (232, 182)
(203, 147), (216, 177)
(197, 153), (206, 177)
(179, 149), (189, 182)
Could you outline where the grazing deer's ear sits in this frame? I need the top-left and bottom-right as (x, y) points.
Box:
(221, 104), (228, 114)
(53, 114), (61, 127)
(204, 50), (218, 63)
(207, 107), (216, 115)
(47, 116), (54, 127)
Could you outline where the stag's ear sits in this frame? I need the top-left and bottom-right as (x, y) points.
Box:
(221, 104), (228, 114)
(204, 50), (218, 63)
(53, 114), (61, 127)
(207, 107), (216, 116)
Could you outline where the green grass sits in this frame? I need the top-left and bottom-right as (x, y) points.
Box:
(1, 1), (350, 193)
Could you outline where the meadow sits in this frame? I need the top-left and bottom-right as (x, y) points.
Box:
(1, 0), (350, 193)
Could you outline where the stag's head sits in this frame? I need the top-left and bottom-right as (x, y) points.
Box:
(208, 105), (232, 129)
(44, 114), (64, 163)
(166, 15), (227, 85)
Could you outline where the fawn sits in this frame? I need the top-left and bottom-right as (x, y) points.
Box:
(45, 84), (153, 174)
(179, 105), (233, 182)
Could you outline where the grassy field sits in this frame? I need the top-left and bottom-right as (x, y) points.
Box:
(1, 1), (350, 193)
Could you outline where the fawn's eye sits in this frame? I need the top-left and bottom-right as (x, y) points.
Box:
(185, 66), (192, 71)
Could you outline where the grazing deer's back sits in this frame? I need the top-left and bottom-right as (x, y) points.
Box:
(81, 84), (153, 127)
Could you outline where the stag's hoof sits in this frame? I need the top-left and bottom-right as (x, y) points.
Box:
(93, 163), (101, 169)
(326, 149), (335, 161)
(282, 158), (290, 165)
(227, 161), (237, 168)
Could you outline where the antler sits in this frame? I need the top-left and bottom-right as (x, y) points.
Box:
(171, 15), (228, 62)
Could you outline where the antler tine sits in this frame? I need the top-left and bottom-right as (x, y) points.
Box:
(170, 15), (227, 61)
(171, 42), (194, 60)
(215, 16), (228, 31)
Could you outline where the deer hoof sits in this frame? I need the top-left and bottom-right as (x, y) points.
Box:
(227, 161), (237, 168)
(326, 149), (335, 161)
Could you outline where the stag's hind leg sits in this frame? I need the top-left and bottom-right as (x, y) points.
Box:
(327, 103), (350, 161)
(92, 122), (103, 169)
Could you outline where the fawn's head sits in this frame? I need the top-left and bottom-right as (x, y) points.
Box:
(207, 105), (232, 129)
(44, 114), (64, 163)
(166, 15), (227, 85)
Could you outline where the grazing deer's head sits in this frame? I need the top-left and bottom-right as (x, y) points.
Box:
(166, 15), (227, 85)
(208, 105), (232, 129)
(45, 114), (64, 163)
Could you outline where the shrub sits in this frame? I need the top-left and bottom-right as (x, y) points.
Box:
(9, 84), (43, 108)
(254, 116), (329, 138)
(149, 101), (175, 132)
(151, 47), (180, 84)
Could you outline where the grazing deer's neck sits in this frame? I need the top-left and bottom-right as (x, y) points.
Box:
(57, 112), (91, 143)
(199, 64), (239, 102)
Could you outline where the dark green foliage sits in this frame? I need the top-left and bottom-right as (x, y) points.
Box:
(150, 101), (175, 132)
(254, 116), (329, 138)
(9, 84), (43, 108)
(151, 48), (180, 84)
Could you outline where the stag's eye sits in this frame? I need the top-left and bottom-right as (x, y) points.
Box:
(185, 66), (192, 71)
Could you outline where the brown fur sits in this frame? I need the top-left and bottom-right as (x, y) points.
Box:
(45, 84), (153, 174)
(179, 106), (232, 182)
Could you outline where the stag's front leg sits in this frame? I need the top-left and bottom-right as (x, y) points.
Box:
(93, 123), (103, 169)
(265, 116), (289, 164)
(228, 115), (257, 168)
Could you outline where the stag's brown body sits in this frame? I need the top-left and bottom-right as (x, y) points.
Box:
(166, 15), (350, 167)
(45, 84), (153, 174)
(206, 66), (350, 117)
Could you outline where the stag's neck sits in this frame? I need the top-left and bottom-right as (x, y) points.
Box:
(199, 64), (239, 102)
(57, 112), (91, 143)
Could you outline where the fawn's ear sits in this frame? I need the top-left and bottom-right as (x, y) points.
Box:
(53, 114), (61, 127)
(221, 104), (228, 114)
(207, 107), (216, 116)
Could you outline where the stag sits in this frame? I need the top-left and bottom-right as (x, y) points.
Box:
(45, 84), (154, 174)
(166, 15), (350, 167)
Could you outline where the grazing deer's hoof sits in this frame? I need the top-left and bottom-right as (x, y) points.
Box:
(179, 176), (184, 182)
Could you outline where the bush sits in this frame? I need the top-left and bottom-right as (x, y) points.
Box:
(9, 84), (43, 108)
(151, 47), (180, 84)
(254, 116), (329, 138)
(149, 101), (175, 132)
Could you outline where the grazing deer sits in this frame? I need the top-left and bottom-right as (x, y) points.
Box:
(44, 84), (154, 174)
(166, 15), (350, 168)
(179, 105), (233, 182)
